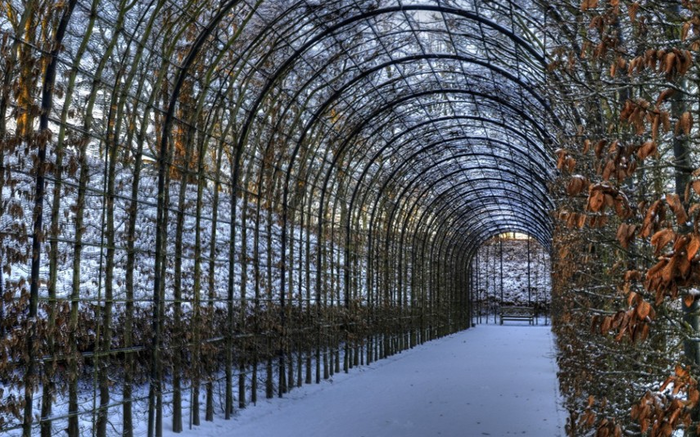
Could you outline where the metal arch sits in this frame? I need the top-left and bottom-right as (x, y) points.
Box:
(262, 49), (555, 206)
(440, 203), (553, 247)
(232, 2), (549, 164)
(401, 183), (551, 250)
(328, 115), (552, 202)
(406, 183), (552, 246)
(460, 223), (552, 262)
(372, 172), (552, 288)
(389, 169), (550, 232)
(308, 86), (554, 234)
(410, 204), (550, 279)
(457, 228), (548, 277)
(396, 187), (551, 249)
(344, 129), (552, 297)
(352, 114), (550, 168)
(361, 137), (551, 197)
(340, 110), (552, 232)
(385, 166), (552, 240)
(339, 110), (552, 215)
(323, 87), (553, 146)
(359, 165), (552, 295)
(343, 134), (552, 228)
(283, 94), (552, 304)
(390, 182), (550, 298)
(457, 212), (553, 245)
(379, 176), (550, 266)
(209, 11), (547, 126)
(361, 147), (552, 251)
(325, 85), (552, 144)
(285, 52), (551, 122)
(445, 223), (541, 294)
(372, 165), (551, 259)
(274, 67), (553, 199)
(150, 0), (552, 231)
(216, 7), (555, 288)
(370, 170), (550, 250)
(251, 48), (552, 217)
(417, 177), (551, 215)
(436, 195), (553, 240)
(230, 3), (554, 218)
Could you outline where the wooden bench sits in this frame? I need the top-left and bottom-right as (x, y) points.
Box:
(500, 306), (536, 325)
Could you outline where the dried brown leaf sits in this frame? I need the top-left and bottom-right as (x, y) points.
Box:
(617, 223), (637, 249)
(656, 88), (676, 106)
(555, 148), (568, 169)
(646, 258), (668, 281)
(661, 255), (677, 282)
(594, 140), (607, 159)
(602, 160), (615, 181)
(692, 180), (700, 196)
(688, 235), (700, 260)
(588, 189), (605, 213)
(667, 193), (689, 224)
(625, 270), (642, 282)
(583, 139), (591, 154)
(636, 300), (651, 320)
(567, 176), (589, 196)
(682, 22), (692, 41)
(676, 111), (694, 136)
(650, 228), (676, 254)
(637, 140), (656, 160)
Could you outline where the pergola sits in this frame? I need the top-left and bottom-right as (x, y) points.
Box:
(0, 1), (560, 436)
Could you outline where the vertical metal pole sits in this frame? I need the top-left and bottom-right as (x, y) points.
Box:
(499, 237), (503, 308)
(527, 237), (531, 306)
(545, 247), (549, 326)
(538, 245), (543, 326)
(476, 251), (481, 325)
(492, 242), (496, 325)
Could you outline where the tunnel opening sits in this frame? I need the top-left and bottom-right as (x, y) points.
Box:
(472, 233), (552, 326)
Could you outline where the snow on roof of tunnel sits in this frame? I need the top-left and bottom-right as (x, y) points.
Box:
(165, 0), (556, 250)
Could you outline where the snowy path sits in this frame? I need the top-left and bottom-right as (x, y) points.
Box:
(166, 325), (564, 437)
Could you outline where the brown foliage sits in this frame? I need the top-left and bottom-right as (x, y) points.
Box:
(631, 367), (698, 437)
(616, 223), (637, 248)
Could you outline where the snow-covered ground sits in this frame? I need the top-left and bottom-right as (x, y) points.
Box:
(164, 323), (564, 437)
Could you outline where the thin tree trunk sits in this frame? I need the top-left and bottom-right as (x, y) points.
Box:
(171, 131), (193, 433)
(202, 112), (228, 422)
(21, 5), (43, 435)
(41, 2), (94, 434)
(192, 129), (210, 422)
(239, 188), (249, 409)
(121, 48), (169, 434)
(97, 74), (120, 437)
(68, 1), (123, 433)
(266, 203), (274, 399)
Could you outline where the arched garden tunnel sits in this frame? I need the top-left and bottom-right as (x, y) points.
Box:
(4, 0), (700, 435)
